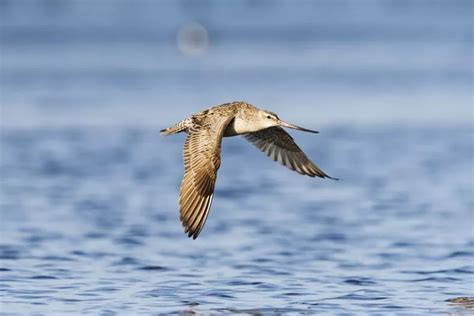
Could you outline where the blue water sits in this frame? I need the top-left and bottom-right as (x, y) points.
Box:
(1, 0), (472, 127)
(1, 127), (473, 314)
(1, 0), (473, 315)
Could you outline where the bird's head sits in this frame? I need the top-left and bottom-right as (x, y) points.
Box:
(256, 109), (319, 133)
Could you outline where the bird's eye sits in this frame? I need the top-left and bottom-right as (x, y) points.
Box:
(267, 115), (271, 119)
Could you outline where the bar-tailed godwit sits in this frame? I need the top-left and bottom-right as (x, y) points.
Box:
(161, 101), (337, 239)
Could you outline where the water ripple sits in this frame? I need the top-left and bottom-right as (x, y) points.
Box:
(0, 127), (472, 314)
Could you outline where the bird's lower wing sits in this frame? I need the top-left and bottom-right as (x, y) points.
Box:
(179, 116), (234, 239)
(244, 126), (336, 179)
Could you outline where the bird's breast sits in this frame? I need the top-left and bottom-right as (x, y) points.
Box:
(223, 117), (250, 137)
(223, 120), (239, 137)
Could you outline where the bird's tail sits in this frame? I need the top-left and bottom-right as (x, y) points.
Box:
(160, 118), (192, 135)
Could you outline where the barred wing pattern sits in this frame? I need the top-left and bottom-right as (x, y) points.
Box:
(179, 116), (234, 239)
(244, 126), (336, 179)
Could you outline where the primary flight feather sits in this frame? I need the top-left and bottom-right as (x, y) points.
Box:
(161, 101), (337, 239)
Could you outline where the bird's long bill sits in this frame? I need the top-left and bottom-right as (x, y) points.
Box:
(278, 120), (319, 133)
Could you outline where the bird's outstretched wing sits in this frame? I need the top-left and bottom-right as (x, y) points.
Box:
(179, 116), (234, 239)
(244, 126), (337, 179)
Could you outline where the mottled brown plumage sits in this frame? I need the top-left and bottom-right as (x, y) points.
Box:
(161, 101), (337, 239)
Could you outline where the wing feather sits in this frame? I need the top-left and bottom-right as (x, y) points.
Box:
(179, 115), (234, 239)
(244, 126), (337, 179)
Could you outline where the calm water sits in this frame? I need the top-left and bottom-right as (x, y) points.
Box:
(1, 0), (473, 315)
(0, 127), (473, 315)
(1, 0), (472, 127)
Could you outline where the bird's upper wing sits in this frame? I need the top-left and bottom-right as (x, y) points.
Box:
(179, 115), (234, 239)
(244, 126), (336, 179)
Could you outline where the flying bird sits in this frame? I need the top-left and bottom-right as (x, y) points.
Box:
(161, 101), (337, 239)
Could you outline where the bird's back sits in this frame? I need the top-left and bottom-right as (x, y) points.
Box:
(189, 102), (247, 131)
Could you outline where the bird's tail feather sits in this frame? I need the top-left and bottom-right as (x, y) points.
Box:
(160, 118), (191, 135)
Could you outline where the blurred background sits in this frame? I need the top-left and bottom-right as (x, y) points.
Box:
(0, 0), (473, 315)
(1, 0), (472, 127)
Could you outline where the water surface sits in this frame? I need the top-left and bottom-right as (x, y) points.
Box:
(1, 127), (472, 314)
(1, 0), (473, 314)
